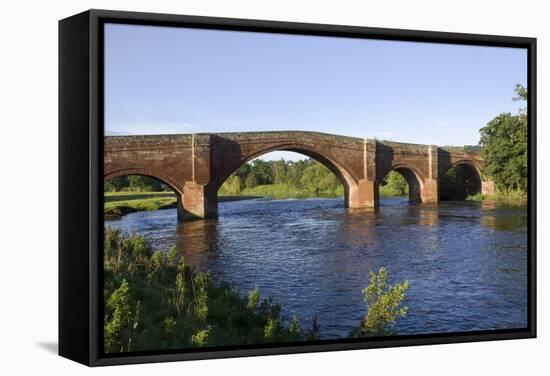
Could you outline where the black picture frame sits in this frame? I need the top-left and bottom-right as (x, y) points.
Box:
(59, 9), (537, 366)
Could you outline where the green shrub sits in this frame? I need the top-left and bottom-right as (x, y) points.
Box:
(351, 267), (409, 337)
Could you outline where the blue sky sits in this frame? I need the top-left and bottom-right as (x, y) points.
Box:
(105, 23), (527, 161)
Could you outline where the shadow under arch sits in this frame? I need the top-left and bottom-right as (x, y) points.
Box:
(214, 144), (359, 207)
(379, 164), (425, 204)
(440, 161), (482, 201)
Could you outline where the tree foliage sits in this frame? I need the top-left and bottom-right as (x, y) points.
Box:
(379, 171), (408, 196)
(104, 175), (170, 192)
(351, 267), (409, 337)
(218, 158), (344, 196)
(479, 85), (528, 192)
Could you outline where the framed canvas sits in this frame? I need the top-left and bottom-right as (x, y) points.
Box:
(59, 9), (536, 366)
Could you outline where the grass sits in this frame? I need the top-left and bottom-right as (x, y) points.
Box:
(104, 190), (268, 217)
(466, 193), (485, 202)
(105, 191), (175, 202)
(104, 197), (177, 217)
(105, 191), (177, 217)
(466, 189), (527, 206)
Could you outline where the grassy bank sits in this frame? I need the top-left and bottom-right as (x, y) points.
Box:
(104, 191), (177, 217)
(466, 189), (527, 206)
(104, 191), (270, 218)
(104, 184), (408, 219)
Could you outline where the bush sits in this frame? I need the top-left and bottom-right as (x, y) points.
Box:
(351, 267), (409, 337)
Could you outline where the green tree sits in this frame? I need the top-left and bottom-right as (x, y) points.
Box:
(271, 159), (288, 185)
(251, 159), (274, 185)
(300, 162), (339, 193)
(479, 84), (528, 192)
(379, 171), (408, 196)
(245, 173), (258, 189)
(219, 175), (241, 195)
(351, 267), (409, 337)
(104, 176), (129, 192)
(234, 164), (252, 189)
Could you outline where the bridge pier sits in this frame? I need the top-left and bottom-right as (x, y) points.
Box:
(348, 179), (379, 208)
(421, 178), (439, 203)
(481, 179), (496, 196)
(177, 182), (218, 221)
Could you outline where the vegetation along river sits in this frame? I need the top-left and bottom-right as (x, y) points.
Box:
(105, 196), (528, 339)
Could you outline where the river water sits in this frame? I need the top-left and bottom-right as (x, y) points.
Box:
(105, 197), (528, 339)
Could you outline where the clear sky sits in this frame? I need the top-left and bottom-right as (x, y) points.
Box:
(104, 23), (527, 161)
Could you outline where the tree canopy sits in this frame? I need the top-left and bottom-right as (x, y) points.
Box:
(479, 84), (528, 192)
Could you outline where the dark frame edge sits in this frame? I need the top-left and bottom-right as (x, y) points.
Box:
(527, 38), (537, 339)
(93, 330), (535, 367)
(87, 8), (536, 47)
(59, 10), (93, 366)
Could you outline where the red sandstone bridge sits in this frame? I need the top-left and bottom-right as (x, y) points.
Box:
(105, 131), (495, 220)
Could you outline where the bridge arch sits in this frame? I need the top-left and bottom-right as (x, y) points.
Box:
(379, 164), (425, 204)
(104, 168), (193, 220)
(439, 160), (482, 200)
(214, 143), (359, 207)
(104, 168), (183, 195)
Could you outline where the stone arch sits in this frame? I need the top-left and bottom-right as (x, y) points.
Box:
(449, 160), (483, 178)
(379, 164), (425, 204)
(439, 160), (482, 200)
(215, 143), (359, 207)
(104, 168), (183, 195)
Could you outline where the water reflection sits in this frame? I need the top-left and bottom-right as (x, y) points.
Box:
(479, 200), (527, 231)
(175, 219), (219, 272)
(105, 196), (528, 338)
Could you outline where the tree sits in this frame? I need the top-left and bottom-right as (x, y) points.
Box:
(234, 164), (252, 189)
(300, 163), (326, 193)
(104, 176), (129, 192)
(351, 267), (409, 337)
(379, 171), (408, 196)
(245, 173), (258, 189)
(219, 175), (241, 195)
(251, 159), (273, 185)
(479, 84), (528, 192)
(271, 159), (287, 185)
(286, 160), (308, 188)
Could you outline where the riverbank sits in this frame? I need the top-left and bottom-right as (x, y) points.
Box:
(104, 186), (413, 218)
(227, 183), (344, 199)
(104, 191), (176, 218)
(104, 192), (267, 218)
(466, 190), (527, 206)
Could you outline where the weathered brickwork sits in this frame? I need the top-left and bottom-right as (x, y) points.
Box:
(104, 131), (492, 220)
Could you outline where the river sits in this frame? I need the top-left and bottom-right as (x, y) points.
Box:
(105, 197), (528, 339)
